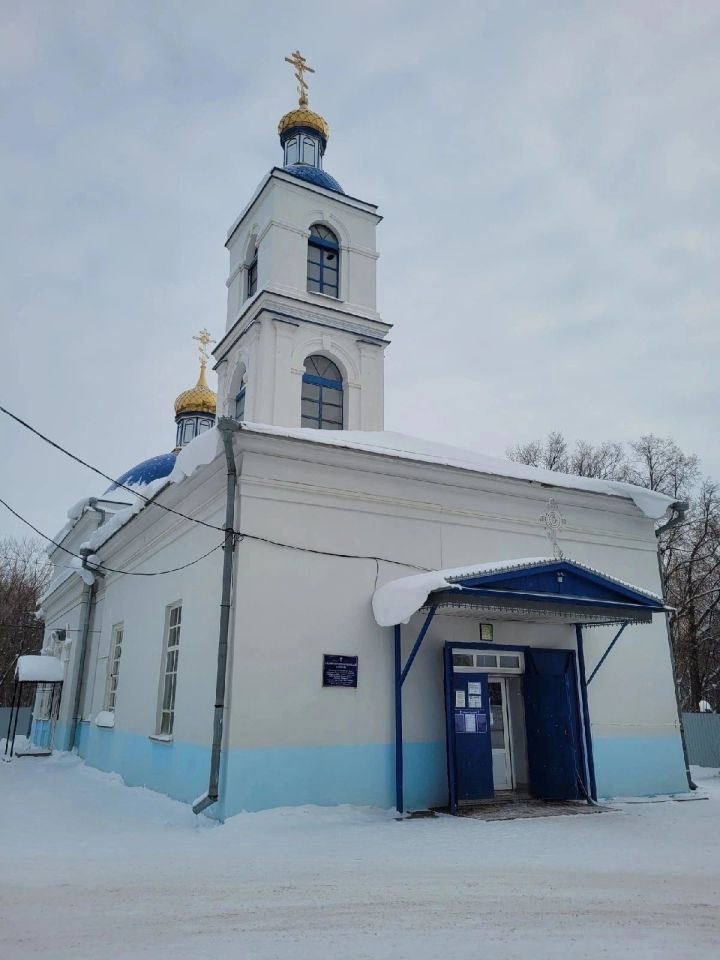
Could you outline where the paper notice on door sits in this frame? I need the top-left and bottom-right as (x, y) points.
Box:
(468, 682), (481, 695)
(464, 712), (477, 733)
(468, 695), (482, 708)
(455, 690), (466, 708)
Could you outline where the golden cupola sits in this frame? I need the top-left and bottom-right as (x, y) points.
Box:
(174, 363), (217, 417)
(174, 329), (217, 449)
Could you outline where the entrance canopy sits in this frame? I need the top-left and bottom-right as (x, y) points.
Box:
(372, 558), (667, 628)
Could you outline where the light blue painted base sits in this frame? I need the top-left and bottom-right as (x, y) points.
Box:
(31, 722), (689, 816)
(216, 740), (448, 818)
(593, 735), (688, 797)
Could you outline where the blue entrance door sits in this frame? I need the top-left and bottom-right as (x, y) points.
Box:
(445, 652), (494, 807)
(523, 649), (582, 800)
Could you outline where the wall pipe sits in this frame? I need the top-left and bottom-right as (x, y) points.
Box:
(193, 419), (242, 815)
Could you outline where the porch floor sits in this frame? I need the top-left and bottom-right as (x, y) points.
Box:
(454, 796), (614, 821)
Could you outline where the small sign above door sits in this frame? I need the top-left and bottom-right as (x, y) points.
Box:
(322, 655), (359, 688)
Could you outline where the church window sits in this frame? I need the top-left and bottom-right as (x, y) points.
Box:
(158, 603), (182, 736)
(307, 225), (339, 297)
(284, 136), (299, 165)
(104, 623), (123, 712)
(301, 355), (343, 430)
(182, 420), (196, 445)
(247, 247), (258, 298)
(302, 136), (317, 166)
(198, 418), (213, 434)
(235, 388), (246, 420)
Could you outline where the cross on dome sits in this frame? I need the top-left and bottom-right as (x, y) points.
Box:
(193, 328), (216, 369)
(284, 49), (315, 107)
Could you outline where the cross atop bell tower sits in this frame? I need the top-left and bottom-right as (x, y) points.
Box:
(214, 56), (391, 433)
(284, 49), (314, 107)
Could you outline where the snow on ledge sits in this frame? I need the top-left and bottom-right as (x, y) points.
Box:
(372, 557), (663, 627)
(16, 655), (64, 683)
(238, 424), (677, 521)
(94, 711), (115, 728)
(169, 427), (221, 484)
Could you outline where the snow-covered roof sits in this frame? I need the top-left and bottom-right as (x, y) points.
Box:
(237, 425), (677, 521)
(372, 557), (664, 627)
(16, 655), (64, 683)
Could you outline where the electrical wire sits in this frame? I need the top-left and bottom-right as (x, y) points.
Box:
(0, 404), (430, 575)
(0, 403), (226, 533)
(0, 495), (226, 577)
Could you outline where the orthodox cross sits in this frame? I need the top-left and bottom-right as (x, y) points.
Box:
(539, 498), (567, 560)
(193, 328), (215, 369)
(284, 49), (314, 107)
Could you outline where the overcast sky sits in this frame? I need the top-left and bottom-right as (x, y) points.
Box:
(1, 0), (718, 543)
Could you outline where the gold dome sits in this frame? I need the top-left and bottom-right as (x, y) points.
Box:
(174, 363), (217, 417)
(278, 107), (329, 142)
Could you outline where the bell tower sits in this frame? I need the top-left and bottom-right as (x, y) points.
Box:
(214, 52), (390, 432)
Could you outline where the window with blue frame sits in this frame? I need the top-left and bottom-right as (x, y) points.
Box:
(301, 355), (343, 430)
(307, 225), (339, 297)
(235, 388), (246, 420)
(247, 247), (258, 299)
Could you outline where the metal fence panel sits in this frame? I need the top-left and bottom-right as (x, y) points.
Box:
(682, 713), (720, 767)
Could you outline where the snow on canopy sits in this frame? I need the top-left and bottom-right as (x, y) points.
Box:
(371, 557), (664, 627)
(237, 425), (678, 521)
(16, 655), (64, 683)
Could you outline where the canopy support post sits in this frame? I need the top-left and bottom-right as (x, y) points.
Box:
(587, 622), (627, 685)
(394, 607), (437, 816)
(575, 625), (597, 801)
(394, 624), (403, 815)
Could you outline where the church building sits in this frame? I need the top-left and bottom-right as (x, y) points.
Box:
(33, 54), (689, 818)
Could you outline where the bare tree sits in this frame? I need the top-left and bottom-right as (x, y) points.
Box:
(507, 431), (718, 710)
(0, 537), (51, 706)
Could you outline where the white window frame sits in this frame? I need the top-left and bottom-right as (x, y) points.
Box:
(104, 622), (124, 712)
(157, 602), (182, 736)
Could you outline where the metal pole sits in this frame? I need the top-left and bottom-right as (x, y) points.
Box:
(4, 680), (19, 757)
(394, 624), (403, 815)
(575, 625), (597, 801)
(586, 623), (627, 685)
(193, 419), (241, 815)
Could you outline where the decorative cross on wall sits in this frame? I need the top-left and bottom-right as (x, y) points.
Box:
(193, 328), (216, 369)
(539, 498), (567, 560)
(284, 49), (315, 107)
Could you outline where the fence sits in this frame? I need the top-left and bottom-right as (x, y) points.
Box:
(0, 707), (32, 743)
(682, 713), (720, 768)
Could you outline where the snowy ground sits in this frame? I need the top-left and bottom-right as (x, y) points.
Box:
(1, 756), (718, 959)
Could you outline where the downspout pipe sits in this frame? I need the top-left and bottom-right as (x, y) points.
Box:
(655, 500), (696, 790)
(193, 419), (242, 815)
(67, 500), (107, 751)
(68, 567), (96, 751)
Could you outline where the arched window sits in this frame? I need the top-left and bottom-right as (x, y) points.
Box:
(301, 355), (343, 430)
(246, 245), (258, 299)
(307, 225), (339, 297)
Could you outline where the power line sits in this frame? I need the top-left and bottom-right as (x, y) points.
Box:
(0, 403), (226, 533)
(0, 496), (225, 577)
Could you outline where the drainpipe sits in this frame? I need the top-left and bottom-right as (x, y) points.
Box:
(193, 419), (242, 815)
(67, 500), (106, 751)
(655, 501), (696, 790)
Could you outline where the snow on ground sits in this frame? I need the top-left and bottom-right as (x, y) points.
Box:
(1, 756), (718, 960)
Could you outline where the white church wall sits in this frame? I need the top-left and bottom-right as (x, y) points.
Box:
(217, 440), (686, 812)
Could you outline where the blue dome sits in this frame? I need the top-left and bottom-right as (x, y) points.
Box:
(105, 452), (177, 495)
(283, 164), (344, 194)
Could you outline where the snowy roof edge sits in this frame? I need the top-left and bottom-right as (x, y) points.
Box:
(237, 424), (677, 520)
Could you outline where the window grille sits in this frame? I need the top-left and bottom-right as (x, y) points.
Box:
(307, 224), (339, 297)
(159, 604), (182, 735)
